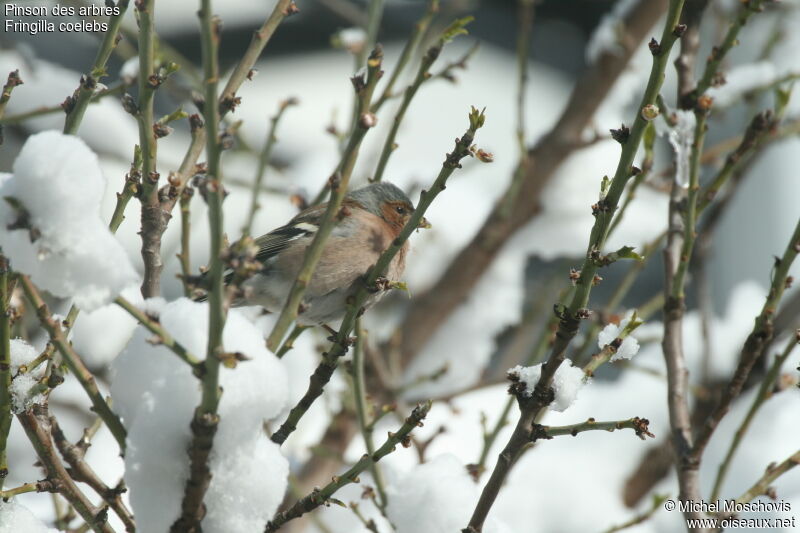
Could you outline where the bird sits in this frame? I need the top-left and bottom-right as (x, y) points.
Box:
(214, 181), (421, 326)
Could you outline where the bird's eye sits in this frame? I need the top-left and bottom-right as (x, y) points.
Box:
(395, 205), (406, 215)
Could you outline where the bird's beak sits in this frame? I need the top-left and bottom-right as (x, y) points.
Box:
(417, 216), (431, 229)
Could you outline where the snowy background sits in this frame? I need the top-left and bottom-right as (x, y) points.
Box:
(1, 0), (799, 532)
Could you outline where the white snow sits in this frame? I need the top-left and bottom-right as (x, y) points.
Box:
(508, 358), (587, 412)
(0, 500), (58, 533)
(386, 454), (508, 533)
(70, 285), (142, 368)
(8, 339), (46, 413)
(598, 310), (641, 361)
(0, 131), (139, 311)
(110, 298), (289, 532)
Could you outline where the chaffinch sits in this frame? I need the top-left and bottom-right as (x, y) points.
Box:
(231, 181), (419, 326)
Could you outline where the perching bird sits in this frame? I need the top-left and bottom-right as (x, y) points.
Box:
(220, 181), (420, 325)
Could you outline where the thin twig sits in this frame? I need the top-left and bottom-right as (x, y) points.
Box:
(17, 406), (114, 533)
(710, 331), (799, 500)
(114, 295), (204, 371)
(530, 416), (655, 442)
(178, 186), (194, 297)
(351, 320), (387, 508)
(265, 402), (431, 532)
(50, 416), (135, 532)
(0, 254), (12, 489)
(1, 87), (125, 127)
(690, 215), (800, 462)
(733, 449), (800, 506)
(372, 17), (472, 182)
(62, 0), (131, 134)
(370, 0), (439, 113)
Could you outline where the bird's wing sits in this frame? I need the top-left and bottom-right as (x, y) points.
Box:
(253, 203), (327, 265)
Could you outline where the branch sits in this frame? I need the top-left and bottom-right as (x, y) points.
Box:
(219, 0), (298, 113)
(529, 416), (655, 442)
(372, 17), (472, 182)
(114, 295), (204, 372)
(265, 402), (431, 532)
(171, 0), (226, 528)
(0, 254), (12, 490)
(178, 185), (194, 297)
(465, 2), (687, 530)
(690, 215), (800, 462)
(711, 331), (798, 500)
(17, 406), (114, 533)
(351, 320), (387, 508)
(733, 450), (800, 506)
(18, 275), (127, 452)
(370, 0), (438, 113)
(63, 0), (131, 134)
(265, 48), (384, 351)
(50, 415), (135, 532)
(136, 0), (164, 299)
(270, 107), (486, 445)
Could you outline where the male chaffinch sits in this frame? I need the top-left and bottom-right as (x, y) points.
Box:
(231, 181), (420, 325)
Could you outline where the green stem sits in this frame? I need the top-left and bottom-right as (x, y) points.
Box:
(114, 296), (204, 371)
(219, 0), (296, 112)
(276, 324), (308, 359)
(178, 187), (193, 297)
(242, 98), (296, 237)
(0, 255), (11, 490)
(265, 402), (431, 532)
(370, 0), (439, 113)
(710, 333), (798, 501)
(669, 111), (706, 300)
(266, 49), (384, 351)
(63, 0), (131, 134)
(372, 21), (464, 183)
(352, 320), (387, 508)
(734, 449), (800, 506)
(531, 416), (654, 441)
(136, 0), (163, 299)
(0, 83), (124, 125)
(0, 481), (41, 498)
(691, 214), (800, 463)
(271, 107), (486, 445)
